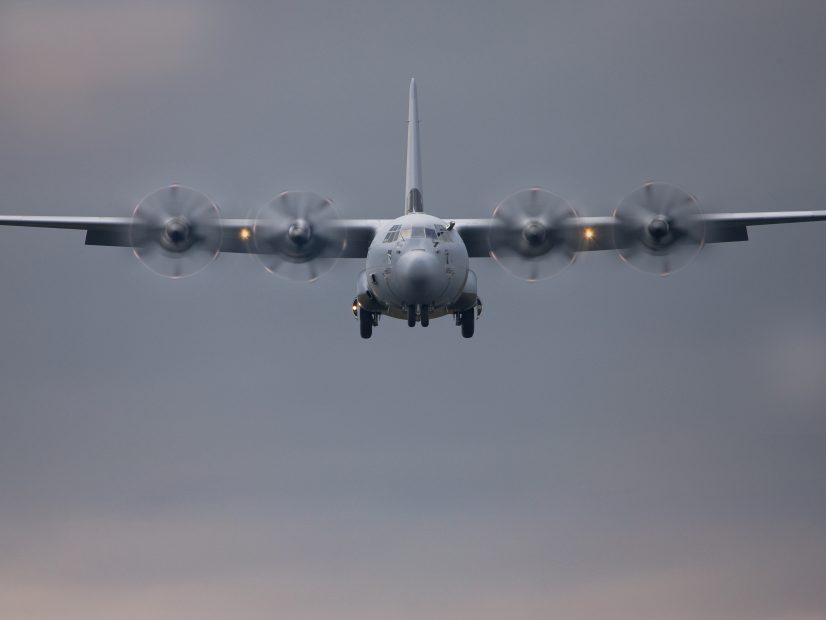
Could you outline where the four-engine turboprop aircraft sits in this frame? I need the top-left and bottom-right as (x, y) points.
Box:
(2, 79), (826, 338)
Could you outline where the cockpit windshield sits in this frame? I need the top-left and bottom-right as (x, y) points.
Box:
(400, 226), (427, 240)
(384, 224), (439, 243)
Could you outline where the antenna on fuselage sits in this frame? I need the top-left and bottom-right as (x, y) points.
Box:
(405, 78), (423, 214)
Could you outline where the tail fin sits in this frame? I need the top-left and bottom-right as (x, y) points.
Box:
(405, 78), (423, 214)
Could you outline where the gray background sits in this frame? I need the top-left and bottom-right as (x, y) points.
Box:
(1, 1), (825, 618)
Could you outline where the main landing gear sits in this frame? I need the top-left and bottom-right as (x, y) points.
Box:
(458, 308), (474, 338)
(360, 308), (373, 338)
(455, 298), (482, 339)
(355, 298), (379, 339)
(355, 300), (480, 338)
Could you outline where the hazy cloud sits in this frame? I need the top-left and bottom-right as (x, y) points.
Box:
(0, 2), (216, 126)
(0, 0), (824, 618)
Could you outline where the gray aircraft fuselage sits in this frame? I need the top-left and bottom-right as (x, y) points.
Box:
(359, 212), (474, 321)
(355, 79), (477, 324)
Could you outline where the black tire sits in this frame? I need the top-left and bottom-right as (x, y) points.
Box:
(420, 305), (429, 327)
(460, 309), (474, 338)
(407, 304), (416, 327)
(359, 308), (373, 339)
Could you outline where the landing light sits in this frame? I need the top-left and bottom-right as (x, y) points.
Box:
(240, 227), (251, 241)
(584, 227), (595, 240)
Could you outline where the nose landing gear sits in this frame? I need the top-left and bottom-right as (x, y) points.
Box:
(406, 304), (431, 327)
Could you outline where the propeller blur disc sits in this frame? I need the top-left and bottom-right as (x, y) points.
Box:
(130, 185), (222, 279)
(488, 188), (579, 281)
(613, 182), (705, 276)
(253, 191), (345, 282)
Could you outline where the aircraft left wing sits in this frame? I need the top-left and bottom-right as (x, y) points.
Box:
(454, 211), (826, 257)
(0, 216), (382, 258)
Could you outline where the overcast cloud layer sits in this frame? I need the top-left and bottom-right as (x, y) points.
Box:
(0, 1), (825, 619)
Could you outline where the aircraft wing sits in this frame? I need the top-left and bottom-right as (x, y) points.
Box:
(206, 219), (382, 257)
(5, 209), (826, 261)
(0, 216), (382, 258)
(453, 211), (826, 257)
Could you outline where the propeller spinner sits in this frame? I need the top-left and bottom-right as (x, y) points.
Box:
(130, 185), (223, 278)
(488, 188), (580, 281)
(252, 191), (345, 282)
(613, 182), (705, 276)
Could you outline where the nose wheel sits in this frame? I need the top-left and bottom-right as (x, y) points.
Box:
(406, 304), (431, 327)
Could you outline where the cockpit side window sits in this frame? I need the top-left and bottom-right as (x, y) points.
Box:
(382, 224), (402, 243)
(434, 224), (452, 240)
(425, 227), (436, 239)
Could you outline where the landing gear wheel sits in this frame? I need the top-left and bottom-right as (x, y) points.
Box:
(460, 308), (475, 338)
(420, 305), (429, 327)
(359, 308), (373, 339)
(407, 305), (416, 327)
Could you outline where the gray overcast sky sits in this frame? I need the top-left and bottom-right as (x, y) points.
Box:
(1, 1), (825, 618)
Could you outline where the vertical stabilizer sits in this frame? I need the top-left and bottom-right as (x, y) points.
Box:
(405, 78), (423, 213)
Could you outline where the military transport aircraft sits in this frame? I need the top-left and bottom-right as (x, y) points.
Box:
(2, 79), (825, 338)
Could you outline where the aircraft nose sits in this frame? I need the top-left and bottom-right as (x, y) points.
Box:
(395, 250), (441, 303)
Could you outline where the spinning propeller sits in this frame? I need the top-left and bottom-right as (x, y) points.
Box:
(130, 185), (223, 278)
(252, 191), (345, 282)
(488, 188), (580, 281)
(613, 182), (705, 276)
